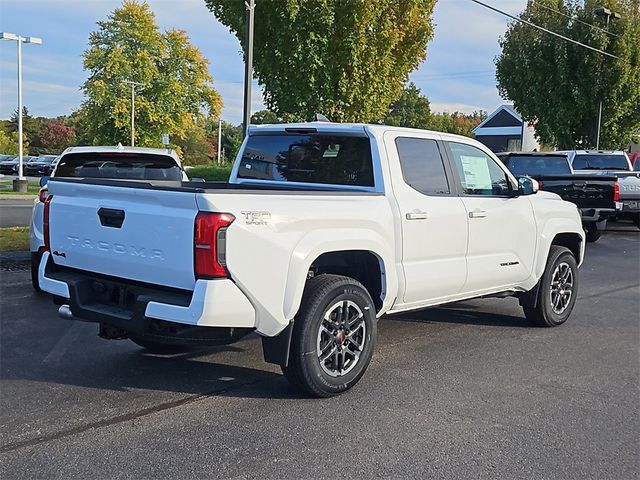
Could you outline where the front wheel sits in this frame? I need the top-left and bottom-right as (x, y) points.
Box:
(282, 274), (377, 397)
(523, 246), (579, 327)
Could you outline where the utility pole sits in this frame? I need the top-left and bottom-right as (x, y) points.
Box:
(123, 80), (143, 146)
(593, 6), (622, 150)
(242, 0), (255, 139)
(0, 32), (42, 192)
(217, 118), (222, 164)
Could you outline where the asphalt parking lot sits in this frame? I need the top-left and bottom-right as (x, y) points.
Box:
(0, 224), (638, 479)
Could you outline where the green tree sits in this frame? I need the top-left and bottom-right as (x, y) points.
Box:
(205, 0), (436, 123)
(0, 130), (28, 155)
(251, 109), (282, 125)
(219, 121), (243, 163)
(496, 0), (640, 149)
(384, 83), (431, 129)
(82, 0), (222, 147)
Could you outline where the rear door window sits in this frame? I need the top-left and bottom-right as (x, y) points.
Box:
(54, 153), (182, 181)
(238, 134), (374, 187)
(395, 137), (450, 195)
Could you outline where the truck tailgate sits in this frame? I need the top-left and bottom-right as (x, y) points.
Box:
(47, 180), (198, 290)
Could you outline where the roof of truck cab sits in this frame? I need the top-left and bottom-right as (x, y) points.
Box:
(247, 122), (477, 143)
(60, 145), (180, 162)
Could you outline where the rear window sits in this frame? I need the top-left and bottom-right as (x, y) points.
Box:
(573, 154), (629, 171)
(237, 134), (374, 187)
(505, 155), (571, 176)
(54, 153), (182, 181)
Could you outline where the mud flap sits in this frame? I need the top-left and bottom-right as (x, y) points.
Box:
(261, 321), (294, 366)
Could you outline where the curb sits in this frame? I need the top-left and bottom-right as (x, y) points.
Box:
(0, 195), (37, 200)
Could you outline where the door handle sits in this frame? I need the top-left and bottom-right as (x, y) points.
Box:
(406, 211), (429, 220)
(468, 209), (487, 219)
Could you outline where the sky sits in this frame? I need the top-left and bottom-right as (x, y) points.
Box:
(0, 0), (527, 124)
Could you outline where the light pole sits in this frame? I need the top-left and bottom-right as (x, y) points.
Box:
(242, 0), (255, 139)
(593, 7), (622, 150)
(123, 80), (143, 146)
(1, 32), (42, 192)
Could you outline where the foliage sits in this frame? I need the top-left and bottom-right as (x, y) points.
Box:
(0, 130), (29, 155)
(205, 0), (436, 123)
(383, 83), (486, 137)
(384, 83), (431, 129)
(81, 0), (222, 148)
(38, 121), (76, 153)
(219, 121), (243, 162)
(251, 109), (282, 124)
(496, 0), (640, 149)
(185, 164), (233, 181)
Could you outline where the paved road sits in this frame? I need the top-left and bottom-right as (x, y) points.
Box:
(0, 228), (638, 479)
(0, 199), (34, 228)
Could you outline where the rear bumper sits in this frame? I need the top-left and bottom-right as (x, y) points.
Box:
(580, 207), (617, 223)
(38, 252), (256, 332)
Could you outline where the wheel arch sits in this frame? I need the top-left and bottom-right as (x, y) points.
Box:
(282, 233), (397, 323)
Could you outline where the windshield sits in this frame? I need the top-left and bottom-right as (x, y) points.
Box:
(39, 155), (58, 163)
(572, 154), (630, 171)
(237, 134), (374, 187)
(505, 155), (571, 176)
(54, 152), (182, 180)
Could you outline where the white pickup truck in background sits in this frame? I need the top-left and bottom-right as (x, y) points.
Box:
(39, 122), (585, 397)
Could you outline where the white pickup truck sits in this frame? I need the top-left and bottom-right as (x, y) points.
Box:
(39, 122), (585, 397)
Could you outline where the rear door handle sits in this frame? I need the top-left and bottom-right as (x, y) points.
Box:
(469, 209), (487, 219)
(406, 211), (429, 220)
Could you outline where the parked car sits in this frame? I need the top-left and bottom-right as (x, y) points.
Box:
(24, 154), (59, 176)
(37, 123), (585, 397)
(498, 151), (619, 242)
(561, 150), (639, 230)
(30, 145), (188, 291)
(0, 155), (39, 175)
(0, 154), (15, 163)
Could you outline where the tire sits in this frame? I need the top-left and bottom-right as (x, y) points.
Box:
(523, 246), (579, 327)
(130, 338), (189, 354)
(282, 274), (377, 398)
(585, 224), (602, 243)
(30, 252), (42, 292)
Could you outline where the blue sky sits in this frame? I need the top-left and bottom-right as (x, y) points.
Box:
(0, 0), (526, 123)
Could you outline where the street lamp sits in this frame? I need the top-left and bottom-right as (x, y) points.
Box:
(593, 6), (622, 150)
(1, 32), (42, 192)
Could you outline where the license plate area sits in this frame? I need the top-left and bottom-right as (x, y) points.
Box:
(623, 201), (638, 210)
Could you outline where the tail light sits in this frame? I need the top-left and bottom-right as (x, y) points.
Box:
(614, 181), (620, 202)
(38, 187), (49, 203)
(537, 180), (543, 190)
(43, 195), (53, 252)
(194, 212), (234, 279)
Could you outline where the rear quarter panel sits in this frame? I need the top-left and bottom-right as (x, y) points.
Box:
(196, 193), (397, 336)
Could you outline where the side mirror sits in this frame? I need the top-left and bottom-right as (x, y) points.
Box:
(39, 176), (50, 188)
(517, 176), (539, 196)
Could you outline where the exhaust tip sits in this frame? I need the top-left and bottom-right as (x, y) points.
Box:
(58, 305), (73, 320)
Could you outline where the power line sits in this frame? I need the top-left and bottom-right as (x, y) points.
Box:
(532, 1), (619, 37)
(469, 0), (620, 60)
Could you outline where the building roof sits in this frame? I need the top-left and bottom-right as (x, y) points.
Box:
(473, 104), (522, 133)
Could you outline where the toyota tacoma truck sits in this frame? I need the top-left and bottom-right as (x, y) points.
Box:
(38, 123), (585, 397)
(498, 151), (620, 242)
(562, 150), (640, 229)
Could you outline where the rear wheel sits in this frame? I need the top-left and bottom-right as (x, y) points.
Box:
(523, 246), (578, 327)
(282, 274), (377, 397)
(585, 224), (602, 243)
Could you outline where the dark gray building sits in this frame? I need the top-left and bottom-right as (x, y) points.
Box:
(473, 105), (540, 153)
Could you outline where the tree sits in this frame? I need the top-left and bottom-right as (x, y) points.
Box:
(496, 0), (640, 149)
(81, 0), (222, 147)
(38, 121), (76, 153)
(384, 83), (431, 129)
(205, 0), (436, 123)
(0, 130), (28, 155)
(251, 109), (282, 125)
(219, 121), (243, 163)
